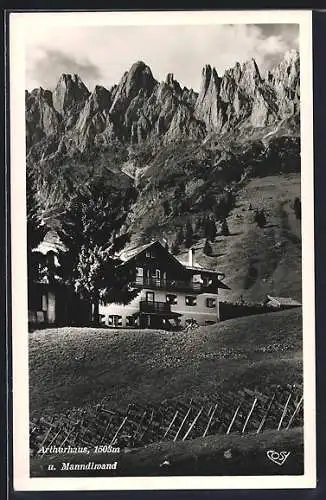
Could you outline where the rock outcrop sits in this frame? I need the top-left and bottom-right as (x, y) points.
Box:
(52, 73), (90, 115)
(26, 51), (300, 154)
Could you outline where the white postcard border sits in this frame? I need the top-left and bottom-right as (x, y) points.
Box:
(10, 9), (316, 491)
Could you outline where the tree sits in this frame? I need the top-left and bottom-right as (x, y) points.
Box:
(58, 182), (137, 323)
(185, 220), (194, 248)
(254, 209), (267, 228)
(203, 216), (210, 239)
(175, 226), (184, 246)
(203, 239), (213, 256)
(162, 199), (170, 217)
(221, 219), (230, 236)
(171, 240), (180, 255)
(195, 217), (202, 235)
(171, 181), (186, 215)
(293, 197), (301, 220)
(209, 219), (217, 242)
(26, 167), (49, 283)
(204, 216), (217, 242)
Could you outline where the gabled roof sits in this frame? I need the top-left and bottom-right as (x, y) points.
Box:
(33, 231), (67, 255)
(118, 240), (187, 273)
(118, 241), (155, 262)
(118, 240), (230, 289)
(266, 295), (301, 306)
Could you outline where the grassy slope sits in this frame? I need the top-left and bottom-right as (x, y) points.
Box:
(177, 173), (301, 303)
(29, 308), (302, 417)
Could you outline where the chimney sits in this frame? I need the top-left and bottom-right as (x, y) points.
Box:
(188, 248), (194, 267)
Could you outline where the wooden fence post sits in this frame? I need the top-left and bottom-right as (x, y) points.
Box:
(183, 407), (203, 441)
(202, 403), (218, 438)
(226, 404), (241, 434)
(242, 397), (257, 434)
(286, 396), (303, 430)
(278, 392), (292, 431)
(162, 410), (179, 440)
(256, 392), (275, 434)
(110, 416), (128, 446)
(173, 405), (193, 442)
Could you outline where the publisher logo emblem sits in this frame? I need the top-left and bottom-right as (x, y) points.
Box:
(267, 450), (291, 466)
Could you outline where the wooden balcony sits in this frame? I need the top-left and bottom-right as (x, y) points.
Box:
(133, 277), (208, 293)
(139, 300), (172, 314)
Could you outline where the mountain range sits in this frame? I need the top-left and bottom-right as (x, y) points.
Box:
(26, 50), (301, 302)
(26, 49), (299, 153)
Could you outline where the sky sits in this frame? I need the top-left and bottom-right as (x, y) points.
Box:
(25, 23), (299, 93)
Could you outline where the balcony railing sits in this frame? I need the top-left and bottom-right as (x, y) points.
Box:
(139, 300), (171, 313)
(133, 277), (207, 292)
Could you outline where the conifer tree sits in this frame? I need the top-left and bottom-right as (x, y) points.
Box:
(209, 218), (217, 242)
(203, 239), (213, 256)
(221, 218), (230, 236)
(171, 240), (179, 255)
(293, 197), (301, 220)
(185, 220), (194, 248)
(254, 209), (267, 228)
(204, 216), (211, 240)
(195, 217), (202, 235)
(175, 226), (184, 246)
(59, 182), (137, 323)
(162, 200), (170, 217)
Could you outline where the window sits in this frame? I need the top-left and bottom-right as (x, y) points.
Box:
(166, 294), (177, 305)
(126, 316), (135, 327)
(145, 250), (153, 258)
(155, 269), (161, 279)
(185, 296), (197, 306)
(42, 294), (48, 311)
(136, 267), (143, 277)
(206, 298), (216, 308)
(108, 315), (122, 327)
(146, 291), (155, 302)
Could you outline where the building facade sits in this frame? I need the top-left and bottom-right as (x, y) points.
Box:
(99, 241), (230, 329)
(28, 233), (91, 327)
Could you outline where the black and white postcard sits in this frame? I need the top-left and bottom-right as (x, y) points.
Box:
(9, 10), (316, 491)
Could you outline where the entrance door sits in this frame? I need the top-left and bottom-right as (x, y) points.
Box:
(146, 291), (155, 303)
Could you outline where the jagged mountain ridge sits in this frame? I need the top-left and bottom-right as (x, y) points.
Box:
(26, 50), (301, 302)
(25, 50), (300, 154)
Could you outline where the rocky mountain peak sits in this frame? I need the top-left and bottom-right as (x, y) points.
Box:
(124, 61), (156, 98)
(109, 61), (157, 119)
(239, 58), (262, 93)
(26, 51), (300, 152)
(165, 73), (174, 86)
(90, 85), (112, 110)
(199, 65), (220, 94)
(52, 73), (90, 115)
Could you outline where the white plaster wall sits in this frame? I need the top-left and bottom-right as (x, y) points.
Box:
(99, 288), (220, 327)
(47, 291), (56, 323)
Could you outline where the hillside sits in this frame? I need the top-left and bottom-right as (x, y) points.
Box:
(175, 173), (301, 303)
(29, 308), (302, 417)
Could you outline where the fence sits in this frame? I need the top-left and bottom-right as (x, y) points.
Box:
(219, 302), (273, 321)
(30, 384), (303, 456)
